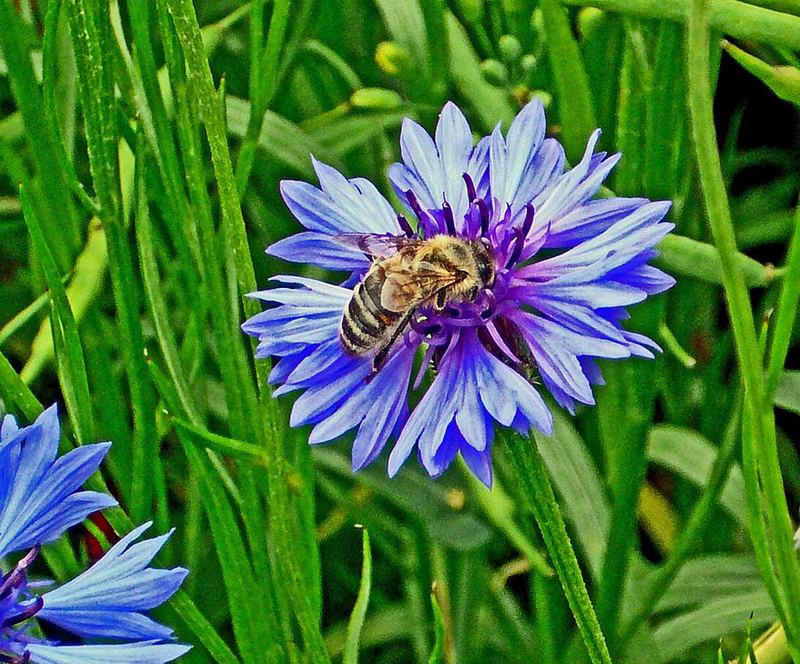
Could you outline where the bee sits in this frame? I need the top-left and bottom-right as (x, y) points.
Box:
(334, 233), (496, 372)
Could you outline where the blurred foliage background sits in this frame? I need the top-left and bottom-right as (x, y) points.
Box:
(1, 0), (799, 662)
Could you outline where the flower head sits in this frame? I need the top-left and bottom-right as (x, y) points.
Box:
(0, 407), (189, 663)
(243, 100), (674, 486)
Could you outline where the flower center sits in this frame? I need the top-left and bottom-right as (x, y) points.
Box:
(1, 548), (43, 663)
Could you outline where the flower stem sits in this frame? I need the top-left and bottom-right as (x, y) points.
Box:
(687, 0), (800, 656)
(505, 432), (612, 664)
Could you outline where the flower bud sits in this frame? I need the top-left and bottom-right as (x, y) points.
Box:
(375, 41), (411, 76)
(350, 87), (404, 111)
(521, 54), (537, 76)
(498, 35), (522, 65)
(455, 0), (483, 23)
(480, 59), (508, 87)
(577, 7), (605, 38)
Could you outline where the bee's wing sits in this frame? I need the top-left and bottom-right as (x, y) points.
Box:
(332, 233), (421, 259)
(380, 262), (458, 312)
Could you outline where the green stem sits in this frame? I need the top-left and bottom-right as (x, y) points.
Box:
(505, 432), (612, 664)
(686, 0), (800, 656)
(560, 0), (800, 51)
(165, 2), (328, 660)
(234, 0), (291, 195)
(766, 201), (800, 398)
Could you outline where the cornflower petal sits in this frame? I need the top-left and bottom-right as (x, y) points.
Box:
(25, 642), (191, 664)
(273, 158), (401, 270)
(38, 523), (186, 641)
(0, 407), (114, 559)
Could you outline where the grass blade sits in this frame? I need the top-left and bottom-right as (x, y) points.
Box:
(343, 529), (373, 664)
(687, 0), (800, 656)
(20, 183), (94, 445)
(540, 0), (598, 162)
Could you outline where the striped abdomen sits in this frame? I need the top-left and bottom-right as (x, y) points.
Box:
(340, 269), (400, 355)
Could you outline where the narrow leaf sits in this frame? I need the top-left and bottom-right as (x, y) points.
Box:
(343, 529), (373, 664)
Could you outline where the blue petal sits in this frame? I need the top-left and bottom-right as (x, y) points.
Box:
(278, 160), (399, 244)
(0, 405), (113, 558)
(268, 232), (369, 271)
(39, 523), (187, 642)
(544, 197), (648, 248)
(305, 347), (415, 470)
(399, 117), (446, 209)
(490, 100), (547, 207)
(242, 278), (349, 357)
(533, 130), (621, 229)
(460, 443), (494, 488)
(389, 331), (552, 481)
(26, 641), (191, 664)
(390, 102), (486, 222)
(434, 101), (474, 217)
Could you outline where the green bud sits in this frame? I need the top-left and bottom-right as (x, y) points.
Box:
(530, 89), (553, 108)
(375, 41), (411, 76)
(455, 0), (483, 23)
(531, 8), (544, 36)
(480, 59), (508, 87)
(577, 7), (605, 38)
(498, 34), (522, 64)
(520, 54), (537, 75)
(350, 87), (404, 111)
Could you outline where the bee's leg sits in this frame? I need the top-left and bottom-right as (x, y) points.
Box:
(368, 310), (414, 380)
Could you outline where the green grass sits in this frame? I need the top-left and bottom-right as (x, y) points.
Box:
(1, 0), (800, 662)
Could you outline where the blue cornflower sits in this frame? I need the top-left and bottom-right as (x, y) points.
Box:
(0, 406), (189, 663)
(243, 100), (674, 486)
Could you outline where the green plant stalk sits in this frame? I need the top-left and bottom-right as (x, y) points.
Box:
(41, 0), (101, 217)
(234, 0), (292, 194)
(134, 139), (201, 425)
(593, 347), (661, 653)
(0, 349), (43, 421)
(343, 530), (373, 664)
(0, 279), (66, 348)
(505, 432), (612, 664)
(20, 184), (94, 446)
(0, 0), (79, 267)
(419, 0), (448, 101)
(160, 10), (284, 632)
(21, 5), (241, 385)
(178, 433), (274, 664)
(561, 0), (800, 51)
(65, 0), (158, 521)
(617, 397), (742, 648)
(766, 201), (800, 398)
(462, 460), (554, 577)
(123, 0), (191, 222)
(539, 0), (598, 163)
(593, 424), (647, 652)
(687, 0), (800, 656)
(165, 1), (328, 660)
(167, 592), (242, 664)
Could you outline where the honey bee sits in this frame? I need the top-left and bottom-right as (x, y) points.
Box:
(334, 233), (495, 372)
